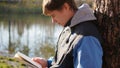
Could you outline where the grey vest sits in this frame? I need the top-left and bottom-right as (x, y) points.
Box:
(50, 21), (101, 68)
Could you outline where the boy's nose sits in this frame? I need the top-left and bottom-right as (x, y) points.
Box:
(52, 18), (57, 23)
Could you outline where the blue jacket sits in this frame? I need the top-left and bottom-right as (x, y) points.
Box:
(48, 3), (103, 68)
(73, 36), (103, 68)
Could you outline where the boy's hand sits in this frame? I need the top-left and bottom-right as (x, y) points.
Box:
(32, 57), (48, 68)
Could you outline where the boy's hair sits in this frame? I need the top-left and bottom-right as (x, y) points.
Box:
(42, 0), (78, 15)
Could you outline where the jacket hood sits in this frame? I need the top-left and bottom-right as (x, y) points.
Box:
(70, 3), (96, 27)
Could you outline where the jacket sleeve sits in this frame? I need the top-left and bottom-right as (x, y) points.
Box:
(73, 36), (103, 68)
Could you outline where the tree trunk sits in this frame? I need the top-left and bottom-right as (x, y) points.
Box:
(94, 0), (120, 68)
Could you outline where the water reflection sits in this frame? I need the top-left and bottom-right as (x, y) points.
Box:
(0, 14), (63, 59)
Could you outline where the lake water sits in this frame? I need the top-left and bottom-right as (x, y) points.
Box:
(0, 14), (63, 59)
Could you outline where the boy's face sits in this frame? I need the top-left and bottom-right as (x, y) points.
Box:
(48, 10), (67, 26)
(47, 3), (74, 26)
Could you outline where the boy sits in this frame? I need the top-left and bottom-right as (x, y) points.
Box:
(32, 0), (103, 68)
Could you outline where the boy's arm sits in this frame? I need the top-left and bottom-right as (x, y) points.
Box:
(73, 36), (103, 68)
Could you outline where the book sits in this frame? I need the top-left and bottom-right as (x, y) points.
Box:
(14, 52), (42, 68)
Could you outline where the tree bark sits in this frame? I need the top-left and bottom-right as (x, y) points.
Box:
(94, 0), (120, 68)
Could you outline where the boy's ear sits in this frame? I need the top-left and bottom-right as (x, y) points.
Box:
(62, 3), (70, 10)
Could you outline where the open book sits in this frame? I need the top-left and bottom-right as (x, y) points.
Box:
(14, 52), (42, 68)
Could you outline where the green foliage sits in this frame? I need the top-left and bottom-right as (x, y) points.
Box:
(0, 1), (42, 14)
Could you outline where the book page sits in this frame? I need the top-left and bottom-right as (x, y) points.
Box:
(14, 52), (42, 68)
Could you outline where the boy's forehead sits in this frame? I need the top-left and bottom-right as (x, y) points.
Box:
(45, 11), (53, 16)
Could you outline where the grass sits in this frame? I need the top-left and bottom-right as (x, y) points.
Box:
(0, 56), (27, 68)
